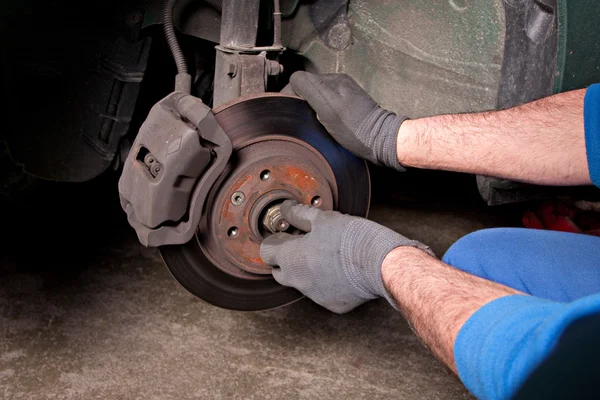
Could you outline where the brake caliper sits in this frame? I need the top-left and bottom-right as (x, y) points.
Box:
(118, 92), (232, 246)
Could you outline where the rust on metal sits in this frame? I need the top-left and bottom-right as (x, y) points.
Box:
(160, 94), (370, 310)
(199, 135), (336, 278)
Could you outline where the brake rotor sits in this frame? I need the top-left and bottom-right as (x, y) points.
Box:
(159, 94), (370, 311)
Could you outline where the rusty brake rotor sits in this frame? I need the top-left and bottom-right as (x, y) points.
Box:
(159, 94), (370, 311)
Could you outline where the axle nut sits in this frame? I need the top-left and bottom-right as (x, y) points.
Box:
(262, 204), (290, 233)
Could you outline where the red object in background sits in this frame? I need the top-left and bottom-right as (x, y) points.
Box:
(523, 201), (600, 236)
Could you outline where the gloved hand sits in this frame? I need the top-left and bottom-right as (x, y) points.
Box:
(260, 201), (433, 313)
(289, 71), (407, 170)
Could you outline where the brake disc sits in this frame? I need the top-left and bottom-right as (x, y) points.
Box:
(160, 94), (370, 311)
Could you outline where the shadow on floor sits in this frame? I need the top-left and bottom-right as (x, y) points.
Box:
(1, 168), (525, 399)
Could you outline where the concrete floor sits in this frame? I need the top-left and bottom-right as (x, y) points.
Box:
(0, 170), (522, 399)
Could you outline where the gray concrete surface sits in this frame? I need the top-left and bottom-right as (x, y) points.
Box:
(0, 172), (521, 399)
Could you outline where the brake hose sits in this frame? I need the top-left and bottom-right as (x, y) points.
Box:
(163, 0), (223, 92)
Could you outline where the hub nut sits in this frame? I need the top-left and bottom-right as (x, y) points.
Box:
(262, 204), (290, 234)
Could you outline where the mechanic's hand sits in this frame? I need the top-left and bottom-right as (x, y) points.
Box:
(260, 201), (433, 313)
(289, 71), (407, 170)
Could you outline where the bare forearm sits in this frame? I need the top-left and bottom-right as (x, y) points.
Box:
(381, 246), (523, 373)
(397, 89), (590, 186)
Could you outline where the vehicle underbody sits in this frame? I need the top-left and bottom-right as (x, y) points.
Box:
(2, 0), (599, 310)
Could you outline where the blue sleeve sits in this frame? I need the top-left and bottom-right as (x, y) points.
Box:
(584, 84), (600, 187)
(454, 293), (600, 400)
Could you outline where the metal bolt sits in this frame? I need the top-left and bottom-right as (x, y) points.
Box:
(262, 204), (290, 233)
(266, 60), (284, 76)
(231, 191), (245, 206)
(144, 153), (156, 165)
(227, 227), (239, 238)
(277, 220), (288, 230)
(150, 164), (162, 176)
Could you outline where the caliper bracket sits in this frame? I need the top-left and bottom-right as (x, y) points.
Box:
(118, 92), (232, 246)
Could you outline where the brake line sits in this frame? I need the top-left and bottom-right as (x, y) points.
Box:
(162, 0), (223, 93)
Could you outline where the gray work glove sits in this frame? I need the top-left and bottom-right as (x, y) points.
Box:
(289, 71), (407, 170)
(260, 201), (433, 313)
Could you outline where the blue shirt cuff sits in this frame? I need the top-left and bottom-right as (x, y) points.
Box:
(584, 84), (600, 187)
(454, 293), (600, 400)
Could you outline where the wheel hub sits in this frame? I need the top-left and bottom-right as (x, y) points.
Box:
(200, 135), (337, 277)
(159, 94), (370, 311)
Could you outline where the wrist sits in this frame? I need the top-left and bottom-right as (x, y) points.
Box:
(376, 245), (434, 310)
(381, 246), (433, 286)
(378, 113), (407, 170)
(396, 119), (414, 167)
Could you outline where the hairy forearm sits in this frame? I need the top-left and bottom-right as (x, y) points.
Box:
(381, 246), (523, 373)
(397, 89), (590, 186)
